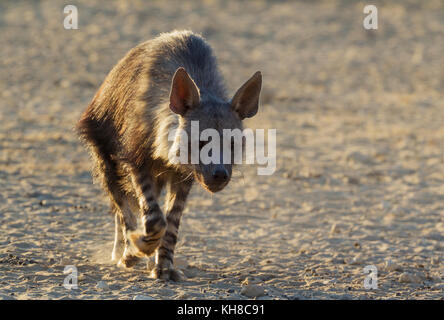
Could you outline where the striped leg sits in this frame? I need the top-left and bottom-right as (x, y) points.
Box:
(129, 169), (167, 257)
(152, 177), (192, 281)
(116, 199), (140, 268)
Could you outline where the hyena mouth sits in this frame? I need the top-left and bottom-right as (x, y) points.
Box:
(207, 184), (228, 193)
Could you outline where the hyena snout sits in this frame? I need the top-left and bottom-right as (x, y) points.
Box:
(212, 167), (229, 183)
(201, 164), (231, 193)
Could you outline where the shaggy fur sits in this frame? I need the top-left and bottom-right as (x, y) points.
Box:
(77, 30), (262, 280)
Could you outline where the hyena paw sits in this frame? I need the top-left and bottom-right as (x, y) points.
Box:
(117, 254), (140, 268)
(151, 266), (185, 282)
(130, 232), (163, 257)
(129, 214), (167, 256)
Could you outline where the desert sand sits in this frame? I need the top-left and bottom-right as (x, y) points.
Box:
(0, 0), (443, 299)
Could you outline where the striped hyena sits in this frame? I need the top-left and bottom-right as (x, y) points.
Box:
(77, 30), (262, 281)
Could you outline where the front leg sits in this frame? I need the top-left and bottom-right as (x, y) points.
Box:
(129, 169), (167, 257)
(152, 177), (192, 281)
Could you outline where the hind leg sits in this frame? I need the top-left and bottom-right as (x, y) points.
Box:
(116, 198), (142, 268)
(111, 210), (124, 262)
(80, 124), (142, 267)
(94, 155), (140, 267)
(104, 186), (140, 267)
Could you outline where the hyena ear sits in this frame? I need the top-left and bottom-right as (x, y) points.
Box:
(169, 67), (200, 116)
(231, 71), (262, 120)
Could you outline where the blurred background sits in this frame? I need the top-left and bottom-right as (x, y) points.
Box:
(0, 0), (443, 299)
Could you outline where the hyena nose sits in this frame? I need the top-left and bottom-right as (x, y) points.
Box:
(212, 167), (228, 182)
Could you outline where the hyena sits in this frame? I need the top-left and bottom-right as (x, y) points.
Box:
(77, 30), (262, 281)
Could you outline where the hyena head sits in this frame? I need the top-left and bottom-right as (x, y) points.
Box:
(168, 67), (262, 193)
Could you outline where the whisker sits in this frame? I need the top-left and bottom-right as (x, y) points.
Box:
(155, 170), (172, 178)
(174, 171), (194, 185)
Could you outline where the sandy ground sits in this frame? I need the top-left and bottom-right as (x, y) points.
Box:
(0, 0), (443, 300)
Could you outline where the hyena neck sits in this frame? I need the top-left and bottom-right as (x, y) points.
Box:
(152, 104), (180, 165)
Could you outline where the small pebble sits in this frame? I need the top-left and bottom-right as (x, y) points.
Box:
(399, 273), (421, 284)
(345, 176), (359, 185)
(96, 280), (110, 291)
(241, 284), (265, 298)
(330, 223), (340, 234)
(133, 295), (155, 300)
(347, 254), (364, 265)
(384, 259), (402, 272)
